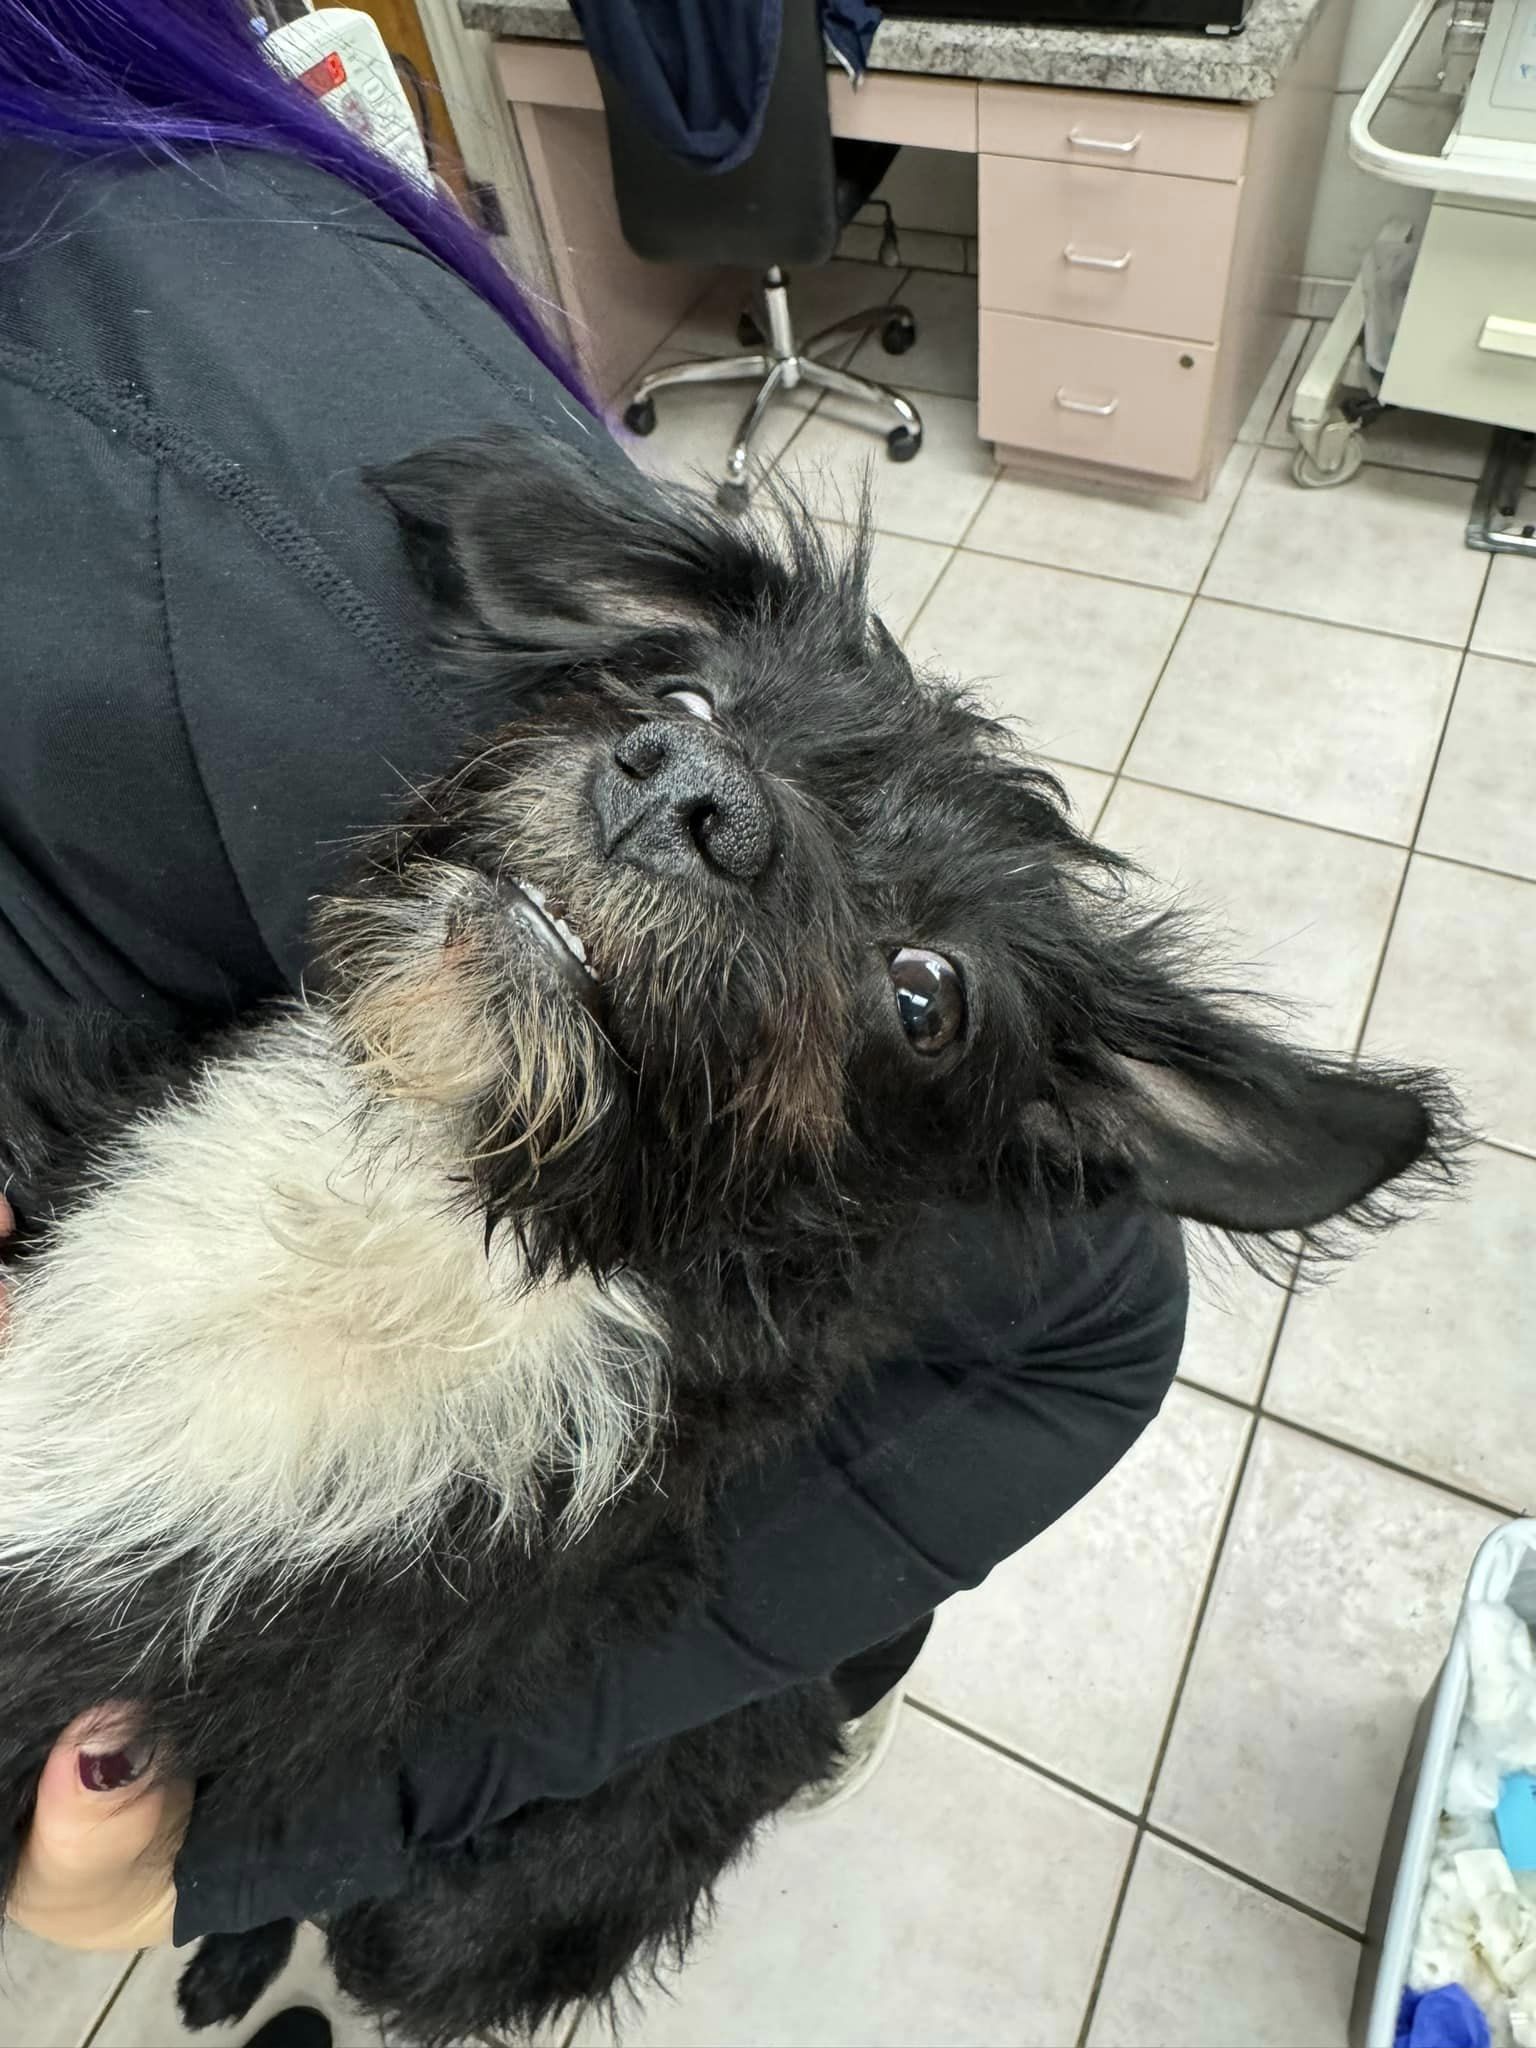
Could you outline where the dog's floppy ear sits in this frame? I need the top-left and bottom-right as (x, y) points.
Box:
(367, 425), (778, 653)
(1051, 938), (1464, 1241)
(1096, 1046), (1457, 1237)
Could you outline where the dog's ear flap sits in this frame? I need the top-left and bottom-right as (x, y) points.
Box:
(367, 426), (774, 650)
(1092, 1049), (1452, 1236)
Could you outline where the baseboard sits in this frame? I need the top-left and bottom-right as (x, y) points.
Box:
(1297, 275), (1351, 320)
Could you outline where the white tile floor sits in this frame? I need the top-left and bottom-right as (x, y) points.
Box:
(24, 283), (1536, 2048)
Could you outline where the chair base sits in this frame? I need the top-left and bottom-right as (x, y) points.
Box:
(623, 266), (924, 510)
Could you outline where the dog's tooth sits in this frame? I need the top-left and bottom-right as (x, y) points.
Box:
(554, 919), (587, 965)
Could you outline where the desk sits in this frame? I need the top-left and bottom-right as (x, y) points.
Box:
(468, 0), (1347, 496)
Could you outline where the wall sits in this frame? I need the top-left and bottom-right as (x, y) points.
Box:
(1301, 0), (1458, 292)
(846, 146), (980, 273)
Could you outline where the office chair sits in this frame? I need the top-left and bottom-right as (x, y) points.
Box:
(591, 0), (922, 510)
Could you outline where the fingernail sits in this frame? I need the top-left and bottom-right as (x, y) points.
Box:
(78, 1744), (149, 1793)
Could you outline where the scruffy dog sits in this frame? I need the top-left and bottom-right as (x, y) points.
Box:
(0, 428), (1460, 2041)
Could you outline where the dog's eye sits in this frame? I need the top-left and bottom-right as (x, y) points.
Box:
(659, 687), (714, 722)
(889, 948), (965, 1055)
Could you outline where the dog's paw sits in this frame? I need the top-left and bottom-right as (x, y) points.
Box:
(175, 1922), (297, 2030)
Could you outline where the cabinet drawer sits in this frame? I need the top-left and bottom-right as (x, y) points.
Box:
(978, 84), (1249, 182)
(979, 156), (1238, 344)
(829, 69), (977, 150)
(979, 309), (1213, 480)
(1382, 200), (1536, 433)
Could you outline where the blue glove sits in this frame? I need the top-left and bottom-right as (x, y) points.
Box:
(1396, 1984), (1491, 2048)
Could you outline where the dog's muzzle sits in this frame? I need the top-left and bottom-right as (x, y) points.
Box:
(593, 720), (774, 885)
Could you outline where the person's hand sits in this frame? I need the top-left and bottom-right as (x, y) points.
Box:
(0, 1213), (189, 1949)
(6, 1709), (190, 1950)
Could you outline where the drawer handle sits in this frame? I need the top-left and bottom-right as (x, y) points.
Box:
(1479, 315), (1536, 360)
(1055, 388), (1120, 417)
(1067, 127), (1142, 154)
(1063, 243), (1133, 271)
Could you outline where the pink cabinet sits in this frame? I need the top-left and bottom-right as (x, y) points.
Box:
(979, 157), (1241, 347)
(979, 312), (1216, 481)
(977, 84), (1250, 183)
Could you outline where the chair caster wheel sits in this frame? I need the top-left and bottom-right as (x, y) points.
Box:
(737, 311), (765, 348)
(881, 312), (916, 356)
(716, 479), (751, 513)
(623, 398), (657, 436)
(1291, 437), (1363, 488)
(887, 426), (921, 462)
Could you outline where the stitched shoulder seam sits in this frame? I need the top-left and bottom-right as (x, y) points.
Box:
(0, 338), (451, 723)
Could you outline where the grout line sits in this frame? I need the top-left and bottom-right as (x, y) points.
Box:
(1076, 1829), (1145, 2048)
(898, 548), (957, 642)
(1258, 443), (1496, 493)
(1112, 774), (1414, 854)
(947, 534), (1207, 605)
(1095, 440), (1260, 789)
(1347, 642), (1474, 1061)
(933, 534), (1486, 670)
(915, 1698), (1377, 2037)
(1175, 1364), (1263, 1419)
(1252, 1410), (1522, 1518)
(899, 463), (1002, 650)
(902, 555), (961, 646)
(1360, 451), (1496, 488)
(908, 1698), (1142, 1825)
(950, 515), (1486, 643)
(1347, 859), (1422, 1062)
(1072, 773), (1536, 888)
(1252, 1256), (1304, 1414)
(1139, 1824), (1367, 1941)
(643, 275), (727, 368)
(1459, 539), (1500, 668)
(1134, 1406), (1263, 1828)
(1172, 585), (1481, 661)
(952, 471), (1002, 553)
(1107, 596), (1196, 782)
(1078, 1825), (1367, 2042)
(918, 1684), (1372, 1978)
(1196, 437), (1262, 598)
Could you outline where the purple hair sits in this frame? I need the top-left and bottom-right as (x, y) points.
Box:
(0, 0), (589, 406)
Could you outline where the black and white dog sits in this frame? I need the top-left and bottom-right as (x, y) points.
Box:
(0, 428), (1460, 2041)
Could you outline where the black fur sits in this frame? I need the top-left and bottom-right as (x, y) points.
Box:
(0, 427), (1465, 2042)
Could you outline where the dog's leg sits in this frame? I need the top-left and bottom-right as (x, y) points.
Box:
(325, 1683), (844, 2041)
(175, 1921), (298, 2030)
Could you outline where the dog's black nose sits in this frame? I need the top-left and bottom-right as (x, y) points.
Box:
(594, 720), (774, 883)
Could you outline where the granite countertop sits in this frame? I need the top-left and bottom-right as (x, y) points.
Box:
(460, 0), (1325, 103)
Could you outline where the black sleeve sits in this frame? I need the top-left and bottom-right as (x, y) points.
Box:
(0, 146), (620, 1028)
(173, 1202), (1186, 1941)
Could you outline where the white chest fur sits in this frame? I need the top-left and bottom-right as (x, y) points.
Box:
(0, 1012), (663, 1625)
